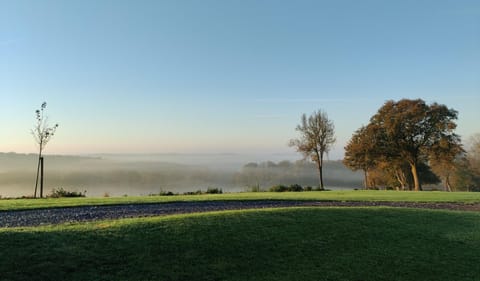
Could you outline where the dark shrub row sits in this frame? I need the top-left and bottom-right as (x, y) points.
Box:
(268, 184), (322, 192)
(49, 188), (86, 198)
(152, 187), (224, 196)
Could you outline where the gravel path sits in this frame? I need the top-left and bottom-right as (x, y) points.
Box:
(1, 200), (479, 228)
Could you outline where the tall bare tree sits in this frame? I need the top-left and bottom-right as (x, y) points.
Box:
(289, 110), (335, 190)
(32, 102), (59, 198)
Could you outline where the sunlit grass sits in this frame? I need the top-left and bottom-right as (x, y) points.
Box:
(1, 207), (479, 281)
(1, 190), (480, 211)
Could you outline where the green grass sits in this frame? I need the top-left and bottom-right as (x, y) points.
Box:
(1, 190), (480, 211)
(1, 207), (479, 281)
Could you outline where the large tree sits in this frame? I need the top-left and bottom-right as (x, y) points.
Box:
(289, 110), (335, 190)
(369, 99), (459, 191)
(343, 125), (377, 189)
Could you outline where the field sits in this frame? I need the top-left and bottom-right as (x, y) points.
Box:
(1, 190), (480, 211)
(1, 207), (479, 281)
(1, 191), (479, 280)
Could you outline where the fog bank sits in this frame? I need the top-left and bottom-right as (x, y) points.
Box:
(0, 153), (362, 197)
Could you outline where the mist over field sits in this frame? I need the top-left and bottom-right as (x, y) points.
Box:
(0, 153), (362, 197)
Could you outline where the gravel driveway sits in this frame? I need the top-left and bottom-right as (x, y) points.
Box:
(1, 200), (479, 228)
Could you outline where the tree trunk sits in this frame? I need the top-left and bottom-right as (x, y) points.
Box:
(34, 141), (43, 199)
(40, 157), (44, 198)
(410, 163), (421, 191)
(34, 149), (42, 198)
(314, 150), (324, 190)
(34, 157), (40, 198)
(363, 169), (368, 190)
(394, 169), (407, 190)
(317, 162), (324, 190)
(445, 175), (452, 192)
(320, 153), (325, 190)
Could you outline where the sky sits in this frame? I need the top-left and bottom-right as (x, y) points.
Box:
(1, 0), (479, 159)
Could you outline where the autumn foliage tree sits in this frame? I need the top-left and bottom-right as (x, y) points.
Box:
(343, 125), (377, 189)
(289, 110), (335, 190)
(344, 99), (460, 191)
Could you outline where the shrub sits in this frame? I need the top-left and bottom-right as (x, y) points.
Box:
(148, 190), (176, 196)
(150, 190), (176, 196)
(160, 191), (175, 196)
(288, 184), (304, 192)
(206, 187), (223, 194)
(182, 188), (223, 195)
(304, 186), (313, 191)
(269, 184), (307, 192)
(49, 188), (86, 198)
(183, 190), (203, 195)
(269, 185), (288, 192)
(246, 185), (262, 192)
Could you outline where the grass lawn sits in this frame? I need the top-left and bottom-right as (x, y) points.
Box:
(1, 190), (480, 211)
(0, 207), (479, 281)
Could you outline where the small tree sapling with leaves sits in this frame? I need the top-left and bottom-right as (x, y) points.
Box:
(32, 102), (59, 198)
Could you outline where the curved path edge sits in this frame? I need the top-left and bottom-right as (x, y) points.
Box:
(1, 200), (479, 228)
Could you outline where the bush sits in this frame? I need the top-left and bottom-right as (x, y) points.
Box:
(150, 190), (176, 196)
(160, 191), (175, 196)
(49, 188), (86, 198)
(269, 184), (307, 192)
(304, 186), (313, 191)
(206, 187), (223, 194)
(289, 184), (304, 192)
(246, 185), (262, 192)
(269, 185), (288, 192)
(183, 190), (204, 195)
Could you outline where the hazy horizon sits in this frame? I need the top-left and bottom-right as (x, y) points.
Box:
(0, 152), (363, 197)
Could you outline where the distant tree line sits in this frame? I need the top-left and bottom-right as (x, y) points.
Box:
(234, 160), (361, 190)
(343, 99), (480, 191)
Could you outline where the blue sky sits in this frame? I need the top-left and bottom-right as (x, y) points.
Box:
(1, 0), (479, 159)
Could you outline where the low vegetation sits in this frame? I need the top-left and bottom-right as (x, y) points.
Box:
(0, 208), (478, 281)
(1, 190), (480, 211)
(48, 188), (86, 198)
(151, 187), (223, 196)
(268, 184), (315, 192)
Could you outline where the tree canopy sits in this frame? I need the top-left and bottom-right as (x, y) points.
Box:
(344, 99), (462, 191)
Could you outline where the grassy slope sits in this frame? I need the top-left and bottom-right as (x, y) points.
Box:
(1, 190), (480, 211)
(1, 207), (479, 281)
